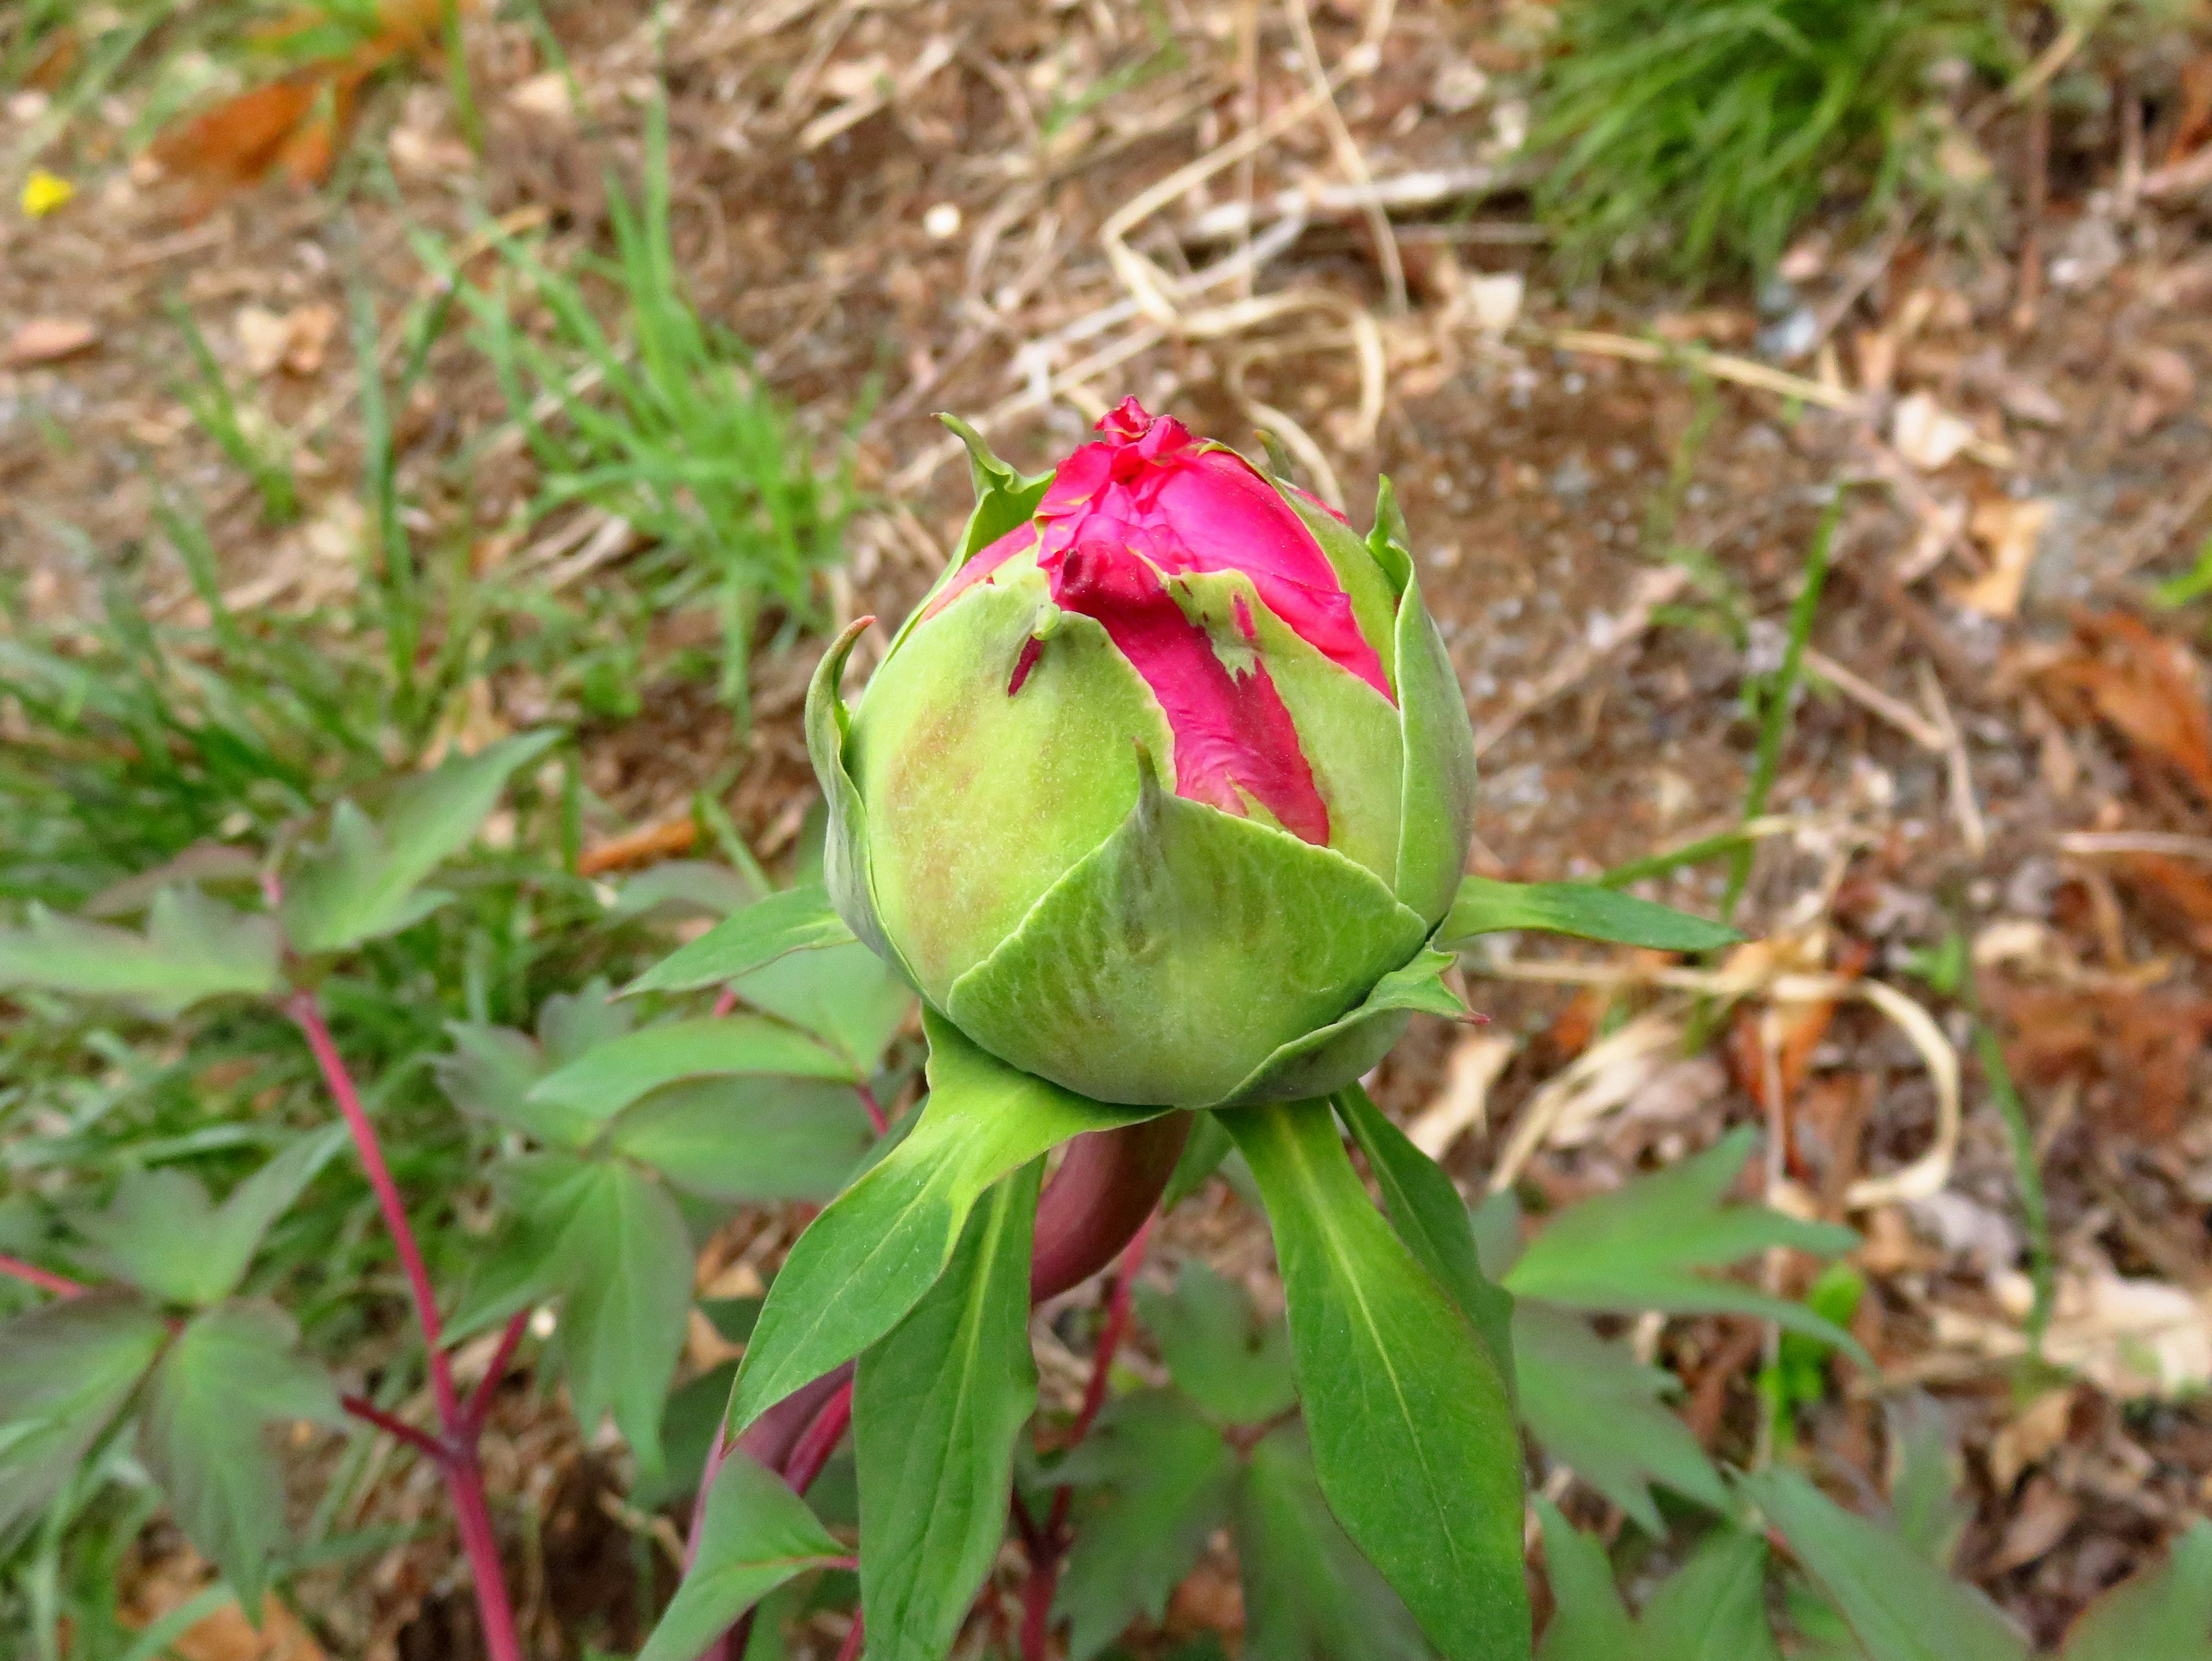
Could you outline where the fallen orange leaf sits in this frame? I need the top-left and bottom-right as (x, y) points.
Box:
(2041, 612), (2212, 804)
(4, 317), (99, 368)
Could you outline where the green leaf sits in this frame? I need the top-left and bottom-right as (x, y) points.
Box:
(434, 1021), (587, 1145)
(855, 1161), (1040, 1661)
(73, 1131), (346, 1307)
(1336, 1085), (1514, 1388)
(0, 1289), (169, 1539)
(280, 729), (561, 952)
(2061, 1519), (2212, 1661)
(139, 1300), (344, 1610)
(1532, 1500), (1634, 1661)
(533, 1159), (694, 1471)
(1135, 1263), (1294, 1428)
(1438, 875), (1741, 953)
(1743, 1469), (2029, 1661)
(728, 1011), (1157, 1435)
(1513, 1304), (1727, 1533)
(726, 939), (915, 1074)
(636, 1448), (848, 1661)
(1222, 1100), (1529, 1661)
(190, 1123), (349, 1304)
(1236, 1423), (1429, 1661)
(527, 1015), (855, 1125)
(0, 888), (281, 1014)
(1054, 1389), (1240, 1661)
(1640, 1528), (1782, 1661)
(1504, 1128), (1864, 1359)
(609, 861), (759, 921)
(622, 883), (859, 997)
(1887, 1393), (1968, 1568)
(611, 1076), (874, 1203)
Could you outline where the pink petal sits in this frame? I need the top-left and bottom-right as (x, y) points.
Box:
(1041, 538), (1331, 846)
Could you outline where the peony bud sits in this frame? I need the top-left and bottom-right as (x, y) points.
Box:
(808, 398), (1476, 1108)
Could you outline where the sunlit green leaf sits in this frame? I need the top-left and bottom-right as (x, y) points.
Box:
(635, 1448), (847, 1661)
(139, 1300), (344, 1610)
(856, 1161), (1040, 1661)
(726, 938), (914, 1073)
(1439, 875), (1739, 953)
(1224, 1099), (1528, 1661)
(1505, 1128), (1863, 1358)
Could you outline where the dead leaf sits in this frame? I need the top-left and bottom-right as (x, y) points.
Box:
(2109, 852), (2212, 954)
(1953, 497), (2051, 618)
(1989, 1387), (2076, 1493)
(2166, 54), (2212, 167)
(236, 302), (338, 377)
(124, 1550), (329, 1661)
(3, 316), (98, 367)
(150, 0), (459, 213)
(2125, 346), (2196, 436)
(1987, 1475), (2079, 1573)
(1408, 1032), (1515, 1157)
(1984, 977), (2212, 1138)
(2004, 1266), (2212, 1399)
(506, 70), (574, 117)
(1891, 391), (1976, 471)
(2041, 612), (2212, 803)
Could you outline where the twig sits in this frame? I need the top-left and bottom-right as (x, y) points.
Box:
(2013, 83), (2049, 333)
(1916, 660), (1988, 858)
(1284, 0), (1405, 313)
(0, 1254), (86, 1300)
(1801, 648), (1947, 751)
(2057, 830), (2212, 861)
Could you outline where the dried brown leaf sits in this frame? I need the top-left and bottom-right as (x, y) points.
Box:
(2042, 612), (2212, 804)
(3, 317), (98, 368)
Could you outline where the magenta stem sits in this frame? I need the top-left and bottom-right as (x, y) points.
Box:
(466, 1311), (531, 1433)
(0, 1254), (85, 1300)
(290, 989), (523, 1661)
(341, 1394), (448, 1461)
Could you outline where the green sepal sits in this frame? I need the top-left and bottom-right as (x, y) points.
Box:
(1221, 1099), (1530, 1661)
(1220, 947), (1463, 1108)
(726, 1010), (1159, 1433)
(804, 618), (906, 980)
(948, 764), (1430, 1107)
(1440, 875), (1741, 954)
(1382, 505), (1480, 928)
(855, 1159), (1042, 1661)
(889, 415), (1052, 650)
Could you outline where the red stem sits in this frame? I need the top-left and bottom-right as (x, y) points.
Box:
(0, 1254), (85, 1300)
(784, 1382), (854, 1496)
(465, 1310), (531, 1432)
(854, 1079), (889, 1136)
(1020, 1555), (1059, 1661)
(835, 1613), (866, 1661)
(290, 989), (522, 1661)
(290, 991), (461, 1429)
(341, 1394), (448, 1461)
